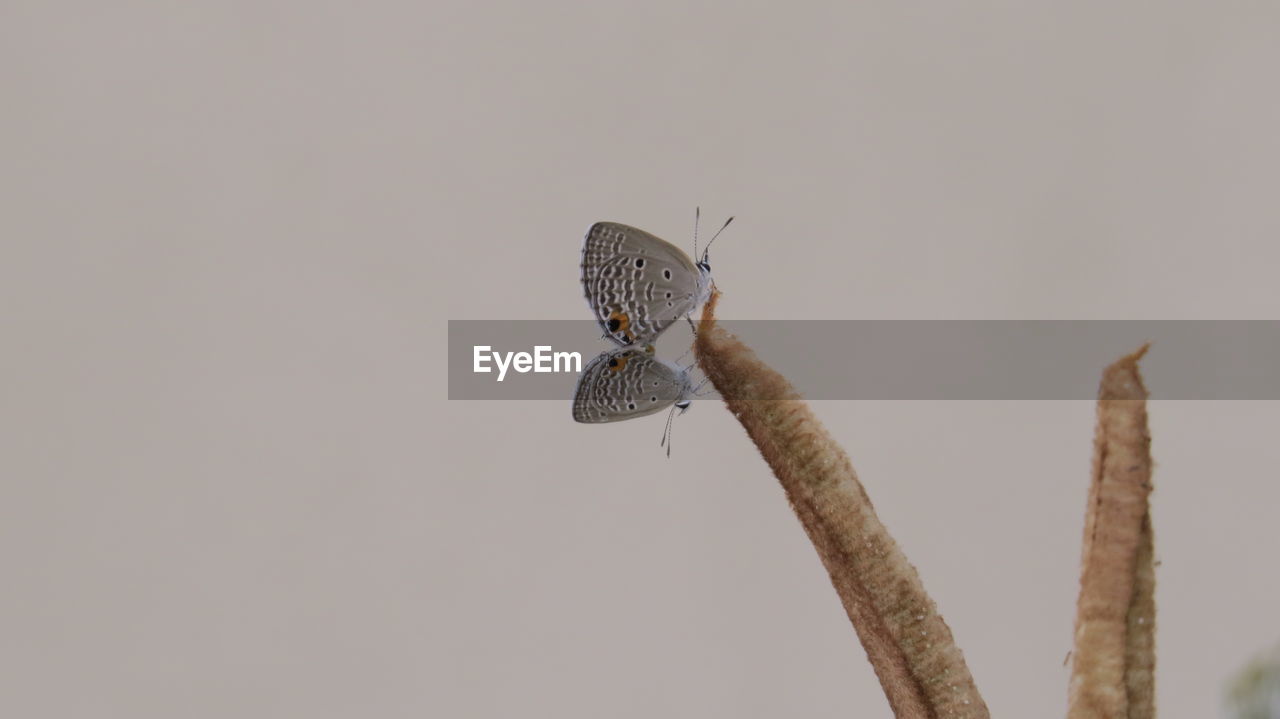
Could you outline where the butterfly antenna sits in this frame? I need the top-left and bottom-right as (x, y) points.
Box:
(702, 216), (734, 264)
(692, 206), (701, 263)
(660, 403), (678, 457)
(685, 314), (699, 339)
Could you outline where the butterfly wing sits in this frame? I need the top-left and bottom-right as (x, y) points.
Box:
(572, 348), (690, 424)
(581, 222), (705, 347)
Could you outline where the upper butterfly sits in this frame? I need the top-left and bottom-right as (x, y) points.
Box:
(580, 219), (724, 347)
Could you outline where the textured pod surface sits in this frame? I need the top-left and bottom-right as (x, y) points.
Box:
(1068, 345), (1156, 719)
(694, 290), (988, 719)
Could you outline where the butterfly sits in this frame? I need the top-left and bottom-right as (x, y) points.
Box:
(571, 347), (698, 454)
(580, 211), (731, 347)
(572, 347), (693, 423)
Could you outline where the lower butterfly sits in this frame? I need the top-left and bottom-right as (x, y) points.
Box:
(572, 347), (692, 423)
(572, 347), (699, 454)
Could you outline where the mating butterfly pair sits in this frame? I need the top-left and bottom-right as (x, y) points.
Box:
(572, 215), (729, 434)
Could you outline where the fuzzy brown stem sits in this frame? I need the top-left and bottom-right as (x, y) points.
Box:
(694, 290), (988, 718)
(1068, 345), (1156, 719)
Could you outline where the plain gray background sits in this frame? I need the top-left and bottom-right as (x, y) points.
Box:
(4, 2), (1279, 717)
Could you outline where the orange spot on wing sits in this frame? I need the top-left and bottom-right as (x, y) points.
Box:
(608, 310), (635, 343)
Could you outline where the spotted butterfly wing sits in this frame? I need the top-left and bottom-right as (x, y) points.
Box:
(581, 222), (710, 347)
(572, 348), (693, 423)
